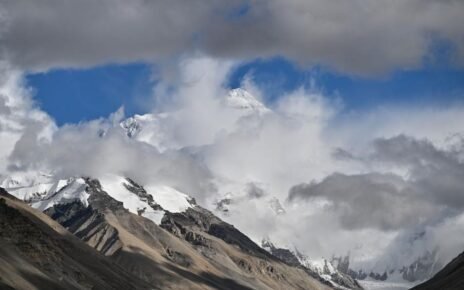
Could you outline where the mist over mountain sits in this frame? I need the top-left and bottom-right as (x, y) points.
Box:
(1, 1), (464, 289)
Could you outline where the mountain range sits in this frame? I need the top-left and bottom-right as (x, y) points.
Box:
(2, 173), (464, 290)
(1, 177), (335, 290)
(1, 88), (463, 289)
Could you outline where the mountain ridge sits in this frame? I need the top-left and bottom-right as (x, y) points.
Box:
(1, 177), (336, 290)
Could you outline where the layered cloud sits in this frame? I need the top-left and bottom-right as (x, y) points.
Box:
(289, 135), (464, 229)
(287, 134), (464, 267)
(1, 0), (464, 74)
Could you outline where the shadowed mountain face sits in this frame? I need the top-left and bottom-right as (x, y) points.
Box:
(2, 179), (335, 290)
(411, 251), (464, 290)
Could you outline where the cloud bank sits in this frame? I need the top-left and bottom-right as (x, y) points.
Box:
(1, 0), (464, 74)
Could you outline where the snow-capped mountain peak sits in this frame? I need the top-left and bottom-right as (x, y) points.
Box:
(226, 88), (270, 114)
(2, 172), (196, 226)
(3, 176), (89, 212)
(119, 88), (269, 151)
(119, 113), (171, 150)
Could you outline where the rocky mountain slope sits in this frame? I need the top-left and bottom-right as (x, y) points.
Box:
(5, 88), (428, 289)
(1, 176), (337, 290)
(411, 250), (464, 290)
(216, 187), (440, 288)
(0, 188), (151, 290)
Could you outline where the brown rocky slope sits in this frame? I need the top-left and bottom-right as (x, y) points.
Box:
(1, 179), (335, 290)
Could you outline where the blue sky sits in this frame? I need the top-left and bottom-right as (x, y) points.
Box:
(27, 63), (153, 124)
(26, 57), (464, 125)
(3, 0), (462, 126)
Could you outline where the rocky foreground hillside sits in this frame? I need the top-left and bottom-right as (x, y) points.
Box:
(0, 178), (338, 290)
(0, 188), (151, 290)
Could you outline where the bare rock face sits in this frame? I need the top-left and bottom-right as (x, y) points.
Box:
(261, 239), (302, 267)
(43, 178), (128, 256)
(45, 201), (122, 256)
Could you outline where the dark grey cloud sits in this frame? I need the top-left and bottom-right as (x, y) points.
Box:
(371, 135), (464, 209)
(246, 182), (266, 199)
(370, 135), (459, 169)
(288, 172), (441, 231)
(1, 0), (464, 74)
(0, 0), (239, 70)
(331, 147), (356, 161)
(289, 135), (464, 231)
(0, 95), (11, 115)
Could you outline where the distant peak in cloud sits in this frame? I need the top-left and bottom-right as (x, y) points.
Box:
(226, 88), (270, 114)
